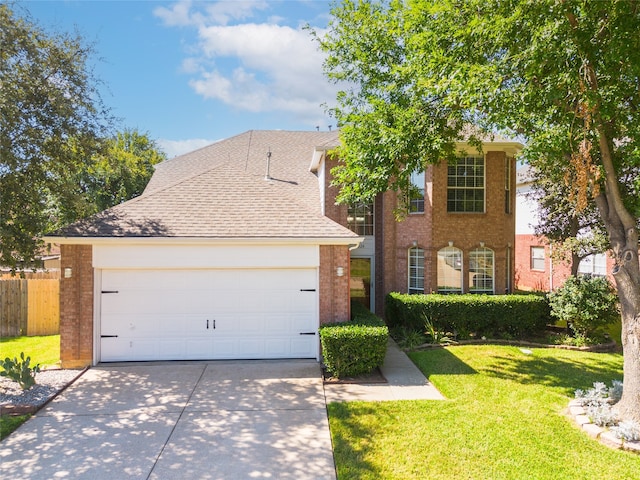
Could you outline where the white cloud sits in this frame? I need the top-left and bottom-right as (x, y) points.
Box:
(158, 138), (218, 158)
(155, 1), (338, 125)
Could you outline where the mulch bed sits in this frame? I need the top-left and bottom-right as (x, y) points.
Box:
(322, 367), (387, 384)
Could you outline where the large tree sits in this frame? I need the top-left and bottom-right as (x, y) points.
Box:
(54, 128), (167, 226)
(319, 0), (640, 422)
(0, 3), (110, 269)
(526, 161), (609, 276)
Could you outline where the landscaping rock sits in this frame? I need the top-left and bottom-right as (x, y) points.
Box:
(582, 423), (604, 438)
(600, 430), (624, 449)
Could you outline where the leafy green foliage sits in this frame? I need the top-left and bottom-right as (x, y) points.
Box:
(0, 352), (40, 390)
(320, 320), (388, 378)
(0, 4), (110, 269)
(319, 0), (640, 417)
(385, 292), (550, 339)
(548, 275), (620, 338)
(55, 128), (167, 225)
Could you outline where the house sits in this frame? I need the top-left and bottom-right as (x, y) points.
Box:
(47, 130), (522, 368)
(514, 164), (615, 291)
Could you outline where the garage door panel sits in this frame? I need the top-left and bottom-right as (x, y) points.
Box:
(100, 269), (318, 362)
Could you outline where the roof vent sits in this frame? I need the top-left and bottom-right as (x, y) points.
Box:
(265, 148), (272, 180)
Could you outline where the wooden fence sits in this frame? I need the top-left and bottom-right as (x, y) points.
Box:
(0, 279), (60, 337)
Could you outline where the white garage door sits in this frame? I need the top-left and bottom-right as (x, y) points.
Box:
(99, 269), (318, 362)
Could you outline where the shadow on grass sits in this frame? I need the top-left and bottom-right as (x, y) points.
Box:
(480, 351), (624, 397)
(327, 402), (384, 480)
(408, 348), (477, 377)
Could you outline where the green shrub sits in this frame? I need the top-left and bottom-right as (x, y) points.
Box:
(320, 320), (388, 378)
(548, 275), (620, 337)
(385, 292), (550, 338)
(0, 352), (40, 390)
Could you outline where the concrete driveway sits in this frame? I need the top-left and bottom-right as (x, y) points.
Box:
(0, 360), (336, 480)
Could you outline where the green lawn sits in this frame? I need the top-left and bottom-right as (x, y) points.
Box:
(0, 335), (60, 368)
(328, 345), (639, 479)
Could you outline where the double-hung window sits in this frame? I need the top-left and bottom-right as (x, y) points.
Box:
(408, 247), (425, 294)
(447, 156), (485, 213)
(530, 246), (545, 271)
(409, 170), (425, 213)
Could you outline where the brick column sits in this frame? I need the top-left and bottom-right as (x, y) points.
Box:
(59, 244), (93, 368)
(319, 245), (350, 325)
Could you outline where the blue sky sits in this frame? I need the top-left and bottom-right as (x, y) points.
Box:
(20, 1), (337, 157)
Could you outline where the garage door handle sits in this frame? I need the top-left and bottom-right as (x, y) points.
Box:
(101, 335), (118, 338)
(300, 289), (316, 292)
(299, 332), (316, 336)
(101, 290), (119, 294)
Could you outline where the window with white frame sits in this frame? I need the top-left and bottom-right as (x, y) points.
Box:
(469, 247), (494, 293)
(409, 170), (425, 213)
(408, 247), (425, 294)
(531, 246), (545, 271)
(347, 203), (374, 235)
(447, 156), (485, 213)
(578, 253), (607, 276)
(437, 246), (463, 293)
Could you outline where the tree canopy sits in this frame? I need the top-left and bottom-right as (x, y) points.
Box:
(0, 3), (110, 269)
(319, 0), (640, 422)
(54, 128), (167, 226)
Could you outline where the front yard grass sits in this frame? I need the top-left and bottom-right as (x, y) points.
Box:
(1, 335), (60, 439)
(0, 335), (60, 368)
(328, 345), (639, 479)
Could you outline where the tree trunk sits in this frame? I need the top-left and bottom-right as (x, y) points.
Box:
(594, 149), (640, 424)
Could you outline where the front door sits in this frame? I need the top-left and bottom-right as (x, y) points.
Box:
(350, 258), (372, 311)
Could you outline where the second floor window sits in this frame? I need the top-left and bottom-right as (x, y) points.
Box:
(347, 203), (374, 235)
(409, 170), (425, 213)
(447, 156), (485, 213)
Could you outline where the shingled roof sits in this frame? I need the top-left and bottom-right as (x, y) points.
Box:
(51, 130), (358, 241)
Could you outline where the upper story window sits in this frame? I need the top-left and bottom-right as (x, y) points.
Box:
(437, 246), (463, 294)
(409, 170), (425, 213)
(530, 246), (545, 271)
(578, 253), (607, 277)
(408, 246), (425, 294)
(447, 156), (485, 213)
(469, 247), (494, 294)
(347, 203), (374, 236)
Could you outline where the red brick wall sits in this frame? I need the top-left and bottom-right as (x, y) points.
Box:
(319, 245), (351, 324)
(514, 233), (617, 291)
(435, 152), (514, 293)
(59, 244), (93, 368)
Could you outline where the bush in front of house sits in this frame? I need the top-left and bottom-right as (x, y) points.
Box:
(385, 292), (550, 339)
(548, 274), (620, 339)
(320, 313), (388, 378)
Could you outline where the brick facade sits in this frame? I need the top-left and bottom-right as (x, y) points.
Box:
(514, 233), (616, 291)
(319, 245), (351, 324)
(59, 244), (93, 368)
(324, 150), (517, 317)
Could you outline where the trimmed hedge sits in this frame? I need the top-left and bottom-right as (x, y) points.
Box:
(385, 292), (550, 338)
(320, 311), (388, 378)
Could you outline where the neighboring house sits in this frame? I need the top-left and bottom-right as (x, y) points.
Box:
(514, 164), (615, 291)
(47, 130), (522, 368)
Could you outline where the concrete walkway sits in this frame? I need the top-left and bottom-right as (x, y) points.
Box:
(323, 339), (445, 403)
(0, 341), (442, 479)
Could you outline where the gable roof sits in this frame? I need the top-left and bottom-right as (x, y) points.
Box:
(49, 130), (356, 242)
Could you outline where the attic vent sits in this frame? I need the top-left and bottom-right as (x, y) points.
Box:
(265, 148), (272, 180)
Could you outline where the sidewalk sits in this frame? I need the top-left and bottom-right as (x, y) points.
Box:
(323, 339), (445, 403)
